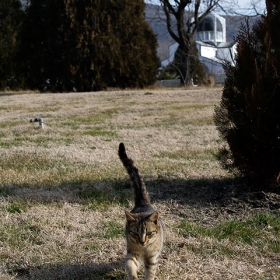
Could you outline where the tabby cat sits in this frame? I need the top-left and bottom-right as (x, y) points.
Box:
(118, 143), (164, 280)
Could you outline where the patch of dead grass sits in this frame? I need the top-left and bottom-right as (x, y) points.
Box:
(0, 88), (279, 279)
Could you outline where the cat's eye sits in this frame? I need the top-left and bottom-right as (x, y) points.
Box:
(146, 231), (153, 236)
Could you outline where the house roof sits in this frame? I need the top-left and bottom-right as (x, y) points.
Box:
(196, 41), (236, 48)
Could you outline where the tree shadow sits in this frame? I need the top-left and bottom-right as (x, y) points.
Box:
(2, 177), (280, 279)
(9, 260), (126, 280)
(146, 176), (280, 212)
(0, 176), (279, 211)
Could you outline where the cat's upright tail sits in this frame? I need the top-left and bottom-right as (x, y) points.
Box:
(118, 143), (150, 208)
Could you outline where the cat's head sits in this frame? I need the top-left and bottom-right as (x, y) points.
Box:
(125, 211), (160, 247)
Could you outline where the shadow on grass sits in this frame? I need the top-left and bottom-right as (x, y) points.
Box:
(10, 260), (126, 280)
(0, 176), (279, 211)
(146, 176), (280, 212)
(2, 177), (280, 280)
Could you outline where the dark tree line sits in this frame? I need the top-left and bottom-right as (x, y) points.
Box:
(0, 0), (159, 92)
(214, 0), (280, 192)
(0, 0), (24, 89)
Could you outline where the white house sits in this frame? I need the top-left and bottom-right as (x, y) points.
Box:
(160, 12), (237, 83)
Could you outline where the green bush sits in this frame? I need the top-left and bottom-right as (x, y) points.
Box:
(214, 0), (280, 192)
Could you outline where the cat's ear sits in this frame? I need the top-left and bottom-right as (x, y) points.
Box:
(125, 211), (137, 222)
(148, 211), (159, 224)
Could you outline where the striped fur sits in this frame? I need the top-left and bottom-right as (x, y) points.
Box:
(118, 143), (164, 280)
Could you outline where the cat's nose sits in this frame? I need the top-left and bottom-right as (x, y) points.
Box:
(139, 238), (146, 246)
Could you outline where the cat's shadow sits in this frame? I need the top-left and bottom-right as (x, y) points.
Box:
(11, 260), (126, 280)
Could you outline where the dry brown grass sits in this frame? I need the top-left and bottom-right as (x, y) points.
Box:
(0, 88), (279, 280)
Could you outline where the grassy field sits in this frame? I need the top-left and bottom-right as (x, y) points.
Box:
(0, 88), (279, 280)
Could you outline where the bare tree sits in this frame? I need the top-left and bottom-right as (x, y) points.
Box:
(146, 0), (265, 86)
(233, 0), (266, 16)
(158, 0), (220, 85)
